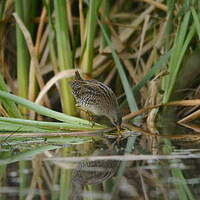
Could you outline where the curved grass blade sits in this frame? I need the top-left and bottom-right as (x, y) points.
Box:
(0, 117), (103, 131)
(54, 0), (76, 115)
(0, 145), (60, 165)
(0, 73), (21, 118)
(0, 121), (53, 132)
(80, 0), (100, 74)
(0, 91), (103, 129)
(98, 21), (138, 113)
(191, 7), (200, 40)
(163, 11), (196, 103)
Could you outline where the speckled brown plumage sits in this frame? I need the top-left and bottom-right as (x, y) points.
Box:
(71, 71), (122, 128)
(69, 147), (120, 200)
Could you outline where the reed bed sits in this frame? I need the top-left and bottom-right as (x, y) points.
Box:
(0, 0), (200, 199)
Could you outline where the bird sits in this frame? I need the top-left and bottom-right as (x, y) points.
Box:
(70, 71), (122, 129)
(69, 146), (121, 200)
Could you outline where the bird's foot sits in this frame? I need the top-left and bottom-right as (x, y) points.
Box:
(116, 126), (123, 144)
(88, 113), (95, 127)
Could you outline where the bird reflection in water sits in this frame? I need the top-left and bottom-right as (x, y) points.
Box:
(69, 141), (122, 200)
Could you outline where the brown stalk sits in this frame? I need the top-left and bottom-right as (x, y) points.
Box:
(13, 13), (50, 107)
(140, 0), (167, 12)
(79, 0), (85, 49)
(123, 99), (200, 121)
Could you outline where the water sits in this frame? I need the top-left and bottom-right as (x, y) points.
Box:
(1, 124), (200, 200)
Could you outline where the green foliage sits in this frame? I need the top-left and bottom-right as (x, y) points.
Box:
(0, 91), (103, 129)
(54, 0), (76, 115)
(163, 11), (196, 103)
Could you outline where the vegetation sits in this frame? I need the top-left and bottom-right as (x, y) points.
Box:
(0, 0), (200, 199)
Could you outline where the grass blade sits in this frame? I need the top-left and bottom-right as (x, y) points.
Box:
(0, 91), (103, 128)
(0, 117), (102, 131)
(191, 7), (200, 40)
(0, 73), (21, 117)
(99, 21), (138, 113)
(80, 0), (100, 74)
(0, 145), (60, 165)
(54, 0), (76, 115)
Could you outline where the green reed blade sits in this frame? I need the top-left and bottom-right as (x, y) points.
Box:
(81, 0), (100, 74)
(0, 145), (60, 165)
(163, 11), (196, 103)
(15, 0), (30, 114)
(0, 117), (103, 131)
(99, 21), (138, 113)
(0, 73), (21, 118)
(0, 91), (103, 128)
(54, 0), (76, 115)
(191, 7), (200, 40)
(0, 0), (5, 20)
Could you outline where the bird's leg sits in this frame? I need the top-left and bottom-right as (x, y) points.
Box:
(75, 104), (89, 115)
(87, 112), (95, 127)
(75, 104), (95, 127)
(116, 126), (123, 143)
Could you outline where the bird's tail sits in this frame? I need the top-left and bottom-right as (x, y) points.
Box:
(74, 71), (83, 80)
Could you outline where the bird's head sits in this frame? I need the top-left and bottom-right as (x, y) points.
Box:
(110, 111), (122, 130)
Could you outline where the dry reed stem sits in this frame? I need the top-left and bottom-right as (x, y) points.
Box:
(67, 0), (74, 43)
(0, 104), (8, 117)
(42, 162), (53, 189)
(106, 18), (125, 51)
(13, 13), (50, 107)
(121, 58), (138, 84)
(123, 99), (200, 121)
(39, 41), (50, 68)
(97, 4), (155, 68)
(32, 157), (46, 200)
(79, 0), (85, 49)
(140, 0), (167, 12)
(109, 22), (140, 29)
(144, 21), (167, 76)
(93, 60), (113, 78)
(178, 109), (200, 124)
(29, 8), (48, 117)
(138, 168), (149, 200)
(35, 7), (47, 56)
(38, 23), (50, 71)
(102, 18), (140, 83)
(136, 14), (150, 70)
(41, 166), (52, 190)
(104, 67), (116, 86)
(44, 153), (200, 162)
(35, 69), (76, 104)
(115, 37), (154, 60)
(123, 123), (200, 142)
(178, 123), (200, 133)
(25, 174), (37, 200)
(119, 5), (155, 43)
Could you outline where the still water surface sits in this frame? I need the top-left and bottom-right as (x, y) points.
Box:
(1, 123), (200, 200)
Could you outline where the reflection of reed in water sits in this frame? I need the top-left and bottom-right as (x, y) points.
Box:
(69, 147), (120, 200)
(170, 134), (200, 147)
